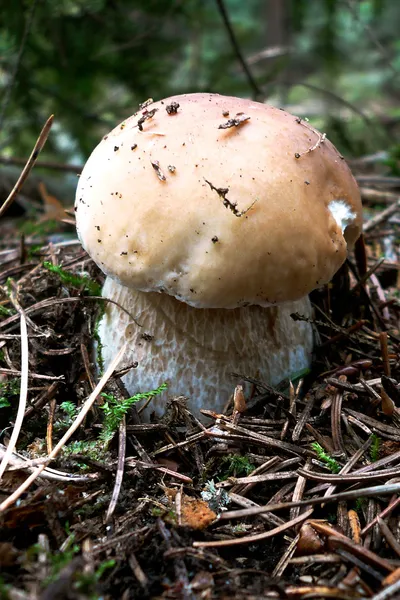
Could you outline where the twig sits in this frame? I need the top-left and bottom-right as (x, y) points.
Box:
(214, 0), (262, 99)
(0, 115), (54, 218)
(331, 381), (346, 457)
(0, 0), (38, 129)
(228, 491), (285, 528)
(344, 0), (399, 80)
(193, 509), (313, 548)
(0, 155), (82, 173)
(0, 444), (97, 482)
(0, 295), (142, 331)
(361, 496), (400, 537)
(0, 368), (63, 381)
(272, 534), (300, 578)
(128, 553), (148, 589)
(46, 398), (56, 454)
(219, 482), (400, 521)
(324, 436), (372, 500)
(105, 415), (127, 523)
(371, 578), (400, 600)
(125, 458), (193, 483)
(363, 199), (400, 233)
(377, 517), (400, 559)
(380, 332), (391, 377)
(0, 313), (29, 479)
(0, 344), (126, 512)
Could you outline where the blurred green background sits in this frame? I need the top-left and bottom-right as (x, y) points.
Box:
(0, 0), (399, 176)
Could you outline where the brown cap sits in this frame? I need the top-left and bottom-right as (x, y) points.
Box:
(75, 93), (362, 309)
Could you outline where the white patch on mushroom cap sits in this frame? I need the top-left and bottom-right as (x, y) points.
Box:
(328, 199), (356, 234)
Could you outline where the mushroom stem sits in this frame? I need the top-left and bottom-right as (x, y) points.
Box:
(98, 277), (314, 418)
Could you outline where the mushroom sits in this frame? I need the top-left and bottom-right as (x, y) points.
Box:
(75, 93), (362, 418)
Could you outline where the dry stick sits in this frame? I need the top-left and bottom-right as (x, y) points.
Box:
(105, 415), (127, 523)
(219, 482), (400, 521)
(324, 436), (372, 500)
(291, 458), (311, 521)
(0, 115), (54, 218)
(380, 331), (391, 377)
(363, 198), (400, 233)
(371, 579), (400, 600)
(128, 553), (148, 589)
(0, 368), (62, 381)
(0, 155), (82, 173)
(361, 187), (400, 204)
(228, 492), (285, 528)
(351, 257), (386, 290)
(0, 0), (38, 129)
(193, 509), (314, 548)
(0, 313), (29, 479)
(0, 344), (126, 512)
(331, 381), (347, 457)
(272, 534), (300, 578)
(46, 397), (57, 454)
(362, 496), (400, 537)
(214, 0), (262, 99)
(344, 0), (400, 80)
(0, 296), (142, 331)
(377, 517), (400, 559)
(81, 342), (96, 392)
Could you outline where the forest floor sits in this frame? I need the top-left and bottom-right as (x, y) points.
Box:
(0, 160), (400, 599)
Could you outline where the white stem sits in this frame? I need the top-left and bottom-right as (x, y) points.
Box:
(98, 279), (314, 419)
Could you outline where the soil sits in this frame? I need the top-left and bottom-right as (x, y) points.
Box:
(0, 170), (400, 599)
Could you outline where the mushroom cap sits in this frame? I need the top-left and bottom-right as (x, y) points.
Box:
(75, 93), (362, 309)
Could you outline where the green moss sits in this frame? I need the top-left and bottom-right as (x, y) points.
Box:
(0, 578), (10, 600)
(99, 383), (167, 443)
(311, 442), (341, 474)
(27, 536), (115, 597)
(19, 219), (60, 236)
(218, 453), (255, 481)
(355, 497), (367, 514)
(62, 440), (106, 462)
(60, 401), (78, 420)
(0, 305), (15, 317)
(28, 535), (80, 586)
(370, 434), (380, 462)
(0, 379), (20, 409)
(43, 261), (101, 296)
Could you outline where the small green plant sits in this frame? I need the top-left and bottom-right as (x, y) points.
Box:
(43, 262), (101, 296)
(99, 383), (167, 443)
(0, 577), (10, 600)
(28, 534), (115, 598)
(19, 219), (60, 237)
(0, 379), (20, 409)
(370, 434), (380, 462)
(62, 440), (104, 462)
(55, 401), (80, 431)
(75, 558), (116, 596)
(5, 278), (13, 296)
(327, 512), (337, 524)
(218, 453), (255, 480)
(355, 497), (367, 514)
(0, 397), (10, 409)
(0, 305), (14, 317)
(60, 401), (78, 420)
(27, 534), (80, 586)
(27, 244), (43, 259)
(311, 442), (341, 474)
(384, 144), (400, 177)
